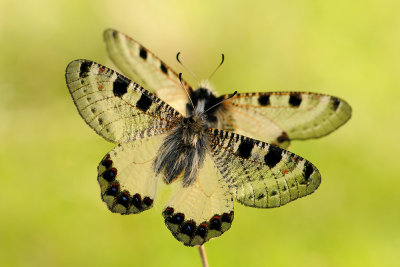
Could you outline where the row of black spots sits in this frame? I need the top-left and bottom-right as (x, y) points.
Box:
(130, 193), (154, 210)
(264, 145), (283, 169)
(137, 43), (169, 76)
(101, 155), (117, 182)
(100, 155), (154, 211)
(79, 61), (93, 79)
(104, 183), (153, 211)
(163, 207), (234, 240)
(113, 74), (131, 97)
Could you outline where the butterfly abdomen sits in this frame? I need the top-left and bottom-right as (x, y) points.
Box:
(153, 114), (208, 186)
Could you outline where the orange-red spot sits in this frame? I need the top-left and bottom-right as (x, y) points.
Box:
(98, 85), (104, 91)
(98, 67), (105, 74)
(283, 169), (288, 175)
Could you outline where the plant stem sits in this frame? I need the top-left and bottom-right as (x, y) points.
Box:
(198, 245), (209, 267)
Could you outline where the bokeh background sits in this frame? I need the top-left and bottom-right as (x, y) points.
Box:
(1, 0), (399, 266)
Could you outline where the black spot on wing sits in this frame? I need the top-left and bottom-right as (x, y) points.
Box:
(209, 215), (222, 231)
(289, 93), (302, 107)
(277, 132), (290, 143)
(196, 224), (208, 239)
(264, 145), (282, 168)
(257, 193), (265, 200)
(113, 74), (130, 97)
(112, 30), (118, 39)
(160, 62), (168, 74)
(303, 161), (314, 181)
(332, 97), (341, 111)
(139, 47), (147, 60)
(136, 94), (153, 112)
(258, 94), (270, 106)
(180, 221), (196, 237)
(236, 140), (254, 159)
(116, 192), (130, 208)
(79, 61), (93, 78)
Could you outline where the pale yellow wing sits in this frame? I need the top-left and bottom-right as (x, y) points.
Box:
(104, 29), (190, 114)
(219, 92), (352, 148)
(208, 128), (321, 208)
(65, 59), (182, 143)
(97, 134), (167, 214)
(163, 154), (234, 247)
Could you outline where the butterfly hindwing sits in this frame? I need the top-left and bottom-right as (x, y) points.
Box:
(98, 134), (167, 214)
(220, 92), (352, 148)
(163, 154), (234, 246)
(65, 59), (182, 143)
(208, 128), (321, 208)
(104, 29), (190, 114)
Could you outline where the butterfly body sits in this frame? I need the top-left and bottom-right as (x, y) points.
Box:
(154, 112), (209, 186)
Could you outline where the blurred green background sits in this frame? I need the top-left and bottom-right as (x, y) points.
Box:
(1, 0), (399, 266)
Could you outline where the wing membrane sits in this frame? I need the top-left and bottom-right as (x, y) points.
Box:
(220, 92), (352, 148)
(208, 128), (321, 208)
(163, 154), (234, 246)
(98, 135), (166, 214)
(104, 29), (190, 114)
(65, 59), (182, 143)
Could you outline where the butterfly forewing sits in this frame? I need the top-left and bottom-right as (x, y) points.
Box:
(104, 29), (190, 114)
(163, 154), (234, 246)
(98, 135), (167, 214)
(208, 128), (321, 208)
(65, 59), (182, 143)
(221, 92), (352, 148)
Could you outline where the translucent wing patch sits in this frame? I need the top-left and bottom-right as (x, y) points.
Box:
(220, 92), (352, 148)
(104, 29), (190, 114)
(208, 129), (321, 208)
(162, 154), (234, 246)
(97, 135), (166, 214)
(65, 59), (182, 143)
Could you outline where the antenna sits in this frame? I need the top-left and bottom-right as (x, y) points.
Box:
(176, 52), (199, 83)
(178, 73), (195, 110)
(207, 53), (225, 81)
(202, 91), (237, 114)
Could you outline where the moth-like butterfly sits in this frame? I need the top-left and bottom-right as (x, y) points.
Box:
(65, 29), (352, 246)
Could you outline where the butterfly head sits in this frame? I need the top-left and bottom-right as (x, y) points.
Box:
(186, 87), (223, 127)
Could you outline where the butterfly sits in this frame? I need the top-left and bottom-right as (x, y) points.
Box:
(65, 29), (352, 247)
